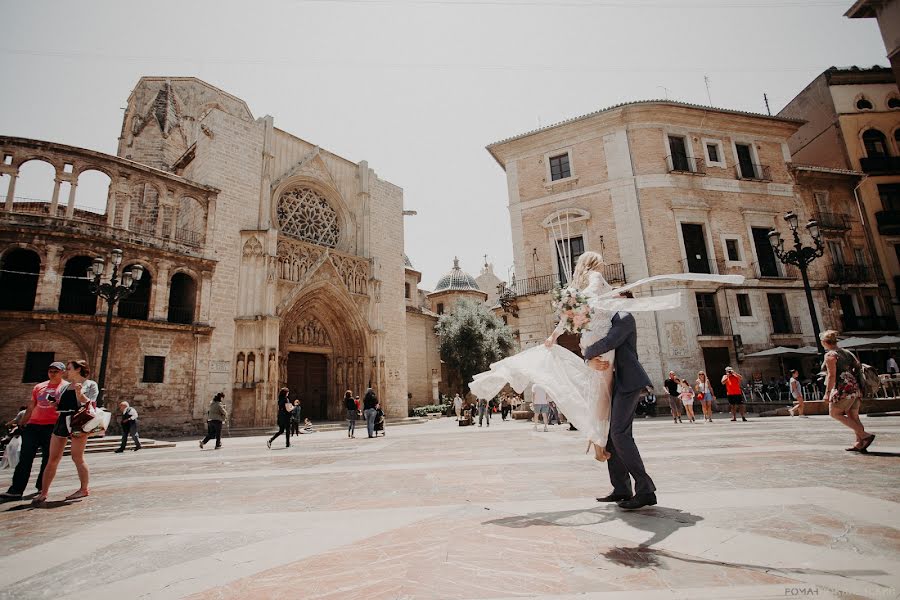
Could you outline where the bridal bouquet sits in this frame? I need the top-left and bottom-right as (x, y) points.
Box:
(550, 286), (592, 334)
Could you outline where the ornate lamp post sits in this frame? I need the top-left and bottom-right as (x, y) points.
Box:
(767, 212), (825, 357)
(88, 249), (144, 408)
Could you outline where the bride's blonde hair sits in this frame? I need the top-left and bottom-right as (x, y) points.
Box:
(571, 251), (605, 290)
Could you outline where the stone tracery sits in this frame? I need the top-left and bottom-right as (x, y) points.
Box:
(276, 187), (340, 248)
(288, 316), (331, 347)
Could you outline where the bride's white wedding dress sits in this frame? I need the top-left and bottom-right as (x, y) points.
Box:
(469, 270), (744, 453)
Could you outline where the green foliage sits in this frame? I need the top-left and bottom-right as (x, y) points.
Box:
(435, 299), (517, 393)
(412, 404), (450, 417)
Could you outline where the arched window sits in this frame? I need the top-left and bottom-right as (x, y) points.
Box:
(405, 282), (411, 299)
(117, 265), (151, 320)
(14, 159), (56, 215)
(276, 187), (340, 247)
(0, 248), (40, 311)
(856, 97), (874, 110)
(863, 129), (890, 158)
(175, 196), (206, 246)
(168, 272), (196, 324)
(75, 169), (112, 215)
(58, 256), (97, 315)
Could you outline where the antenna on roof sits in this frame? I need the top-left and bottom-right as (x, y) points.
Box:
(657, 86), (670, 100)
(764, 93), (772, 116)
(703, 75), (712, 105)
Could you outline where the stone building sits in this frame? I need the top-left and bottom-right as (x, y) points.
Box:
(779, 66), (900, 330)
(846, 1), (900, 85)
(486, 100), (860, 393)
(0, 76), (416, 432)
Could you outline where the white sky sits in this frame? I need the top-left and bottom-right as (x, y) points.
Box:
(0, 0), (888, 289)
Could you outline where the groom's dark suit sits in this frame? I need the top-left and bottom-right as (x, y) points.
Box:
(584, 311), (656, 497)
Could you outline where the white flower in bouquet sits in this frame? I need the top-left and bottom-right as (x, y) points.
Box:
(551, 286), (592, 335)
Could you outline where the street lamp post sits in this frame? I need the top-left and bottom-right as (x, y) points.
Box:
(88, 249), (144, 409)
(767, 211), (825, 357)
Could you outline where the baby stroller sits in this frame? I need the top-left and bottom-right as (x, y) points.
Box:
(374, 407), (386, 436)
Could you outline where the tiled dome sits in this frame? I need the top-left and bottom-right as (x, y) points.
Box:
(434, 257), (481, 292)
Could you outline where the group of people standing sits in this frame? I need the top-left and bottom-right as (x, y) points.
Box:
(662, 370), (720, 423)
(344, 388), (384, 439)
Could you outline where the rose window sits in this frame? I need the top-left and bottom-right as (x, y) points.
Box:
(276, 188), (340, 248)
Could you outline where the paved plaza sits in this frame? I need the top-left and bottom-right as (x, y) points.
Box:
(0, 414), (898, 600)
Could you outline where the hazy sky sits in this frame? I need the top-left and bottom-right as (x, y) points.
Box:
(0, 0), (888, 289)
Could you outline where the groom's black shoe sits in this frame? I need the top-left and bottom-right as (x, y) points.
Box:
(596, 492), (633, 503)
(617, 493), (657, 510)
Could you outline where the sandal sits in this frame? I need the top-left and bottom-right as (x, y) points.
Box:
(65, 489), (89, 501)
(859, 434), (876, 453)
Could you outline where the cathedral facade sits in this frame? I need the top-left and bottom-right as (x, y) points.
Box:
(0, 77), (413, 431)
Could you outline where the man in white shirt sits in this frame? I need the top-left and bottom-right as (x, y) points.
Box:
(787, 370), (807, 418)
(532, 384), (551, 432)
(452, 394), (463, 421)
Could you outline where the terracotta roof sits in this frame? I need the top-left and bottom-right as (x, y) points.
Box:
(486, 99), (804, 150)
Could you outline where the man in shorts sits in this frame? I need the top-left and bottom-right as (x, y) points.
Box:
(532, 383), (551, 432)
(663, 371), (682, 423)
(721, 366), (747, 422)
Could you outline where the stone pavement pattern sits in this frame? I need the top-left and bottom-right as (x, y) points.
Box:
(0, 415), (898, 600)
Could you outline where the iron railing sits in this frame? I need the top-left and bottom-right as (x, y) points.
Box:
(860, 156), (900, 175)
(502, 263), (626, 297)
(735, 162), (772, 181)
(814, 211), (851, 231)
(665, 155), (706, 175)
(679, 257), (717, 275)
(842, 314), (898, 332)
(769, 315), (802, 336)
(175, 227), (204, 247)
(694, 314), (733, 337)
(754, 261), (800, 280)
(826, 264), (874, 285)
(167, 305), (195, 325)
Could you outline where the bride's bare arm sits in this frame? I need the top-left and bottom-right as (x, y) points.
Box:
(544, 321), (566, 347)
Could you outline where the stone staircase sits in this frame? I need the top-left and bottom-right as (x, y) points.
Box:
(227, 416), (432, 437)
(68, 435), (176, 455)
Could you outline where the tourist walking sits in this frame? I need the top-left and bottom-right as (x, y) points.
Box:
(1, 361), (67, 502)
(267, 388), (293, 449)
(695, 371), (715, 422)
(500, 396), (511, 420)
(200, 392), (227, 449)
(531, 383), (550, 432)
(344, 390), (357, 438)
(820, 330), (876, 452)
(290, 399), (302, 435)
(787, 369), (807, 418)
(722, 366), (747, 421)
(453, 393), (463, 420)
(363, 387), (378, 438)
(34, 360), (99, 505)
(678, 378), (696, 423)
(663, 372), (682, 423)
(115, 401), (142, 452)
(478, 397), (490, 427)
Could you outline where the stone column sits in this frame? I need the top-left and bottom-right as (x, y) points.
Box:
(151, 263), (171, 321)
(34, 245), (62, 311)
(49, 179), (61, 216)
(64, 183), (77, 219)
(198, 270), (213, 324)
(5, 172), (18, 210)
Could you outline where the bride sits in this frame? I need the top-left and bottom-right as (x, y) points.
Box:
(469, 251), (742, 461)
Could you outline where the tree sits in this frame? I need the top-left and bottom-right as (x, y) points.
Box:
(435, 298), (517, 394)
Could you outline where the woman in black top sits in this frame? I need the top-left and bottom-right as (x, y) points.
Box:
(344, 390), (357, 438)
(363, 388), (378, 438)
(267, 388), (293, 449)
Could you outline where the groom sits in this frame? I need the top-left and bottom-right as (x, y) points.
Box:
(584, 308), (657, 510)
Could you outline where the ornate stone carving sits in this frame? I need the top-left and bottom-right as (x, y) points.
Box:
(276, 238), (327, 283)
(329, 253), (370, 295)
(288, 316), (331, 347)
(242, 236), (264, 257)
(276, 187), (339, 248)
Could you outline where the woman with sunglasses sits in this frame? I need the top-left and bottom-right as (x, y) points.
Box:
(33, 360), (99, 505)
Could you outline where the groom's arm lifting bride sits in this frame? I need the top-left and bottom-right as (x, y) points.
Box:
(583, 309), (658, 510)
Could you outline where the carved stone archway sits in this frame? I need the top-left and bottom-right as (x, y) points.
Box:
(278, 279), (371, 421)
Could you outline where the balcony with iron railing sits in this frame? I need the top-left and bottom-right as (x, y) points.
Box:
(814, 211), (851, 231)
(876, 210), (900, 235)
(754, 261), (800, 280)
(842, 314), (898, 332)
(827, 263), (874, 285)
(501, 263), (626, 298)
(679, 257), (718, 275)
(735, 162), (772, 181)
(665, 155), (706, 175)
(769, 315), (802, 336)
(695, 314), (733, 338)
(859, 156), (900, 176)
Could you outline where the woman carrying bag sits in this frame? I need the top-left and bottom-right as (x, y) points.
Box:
(34, 360), (99, 505)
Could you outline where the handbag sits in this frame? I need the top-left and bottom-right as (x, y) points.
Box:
(70, 403), (111, 435)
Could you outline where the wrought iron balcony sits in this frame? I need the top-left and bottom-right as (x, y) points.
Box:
(695, 314), (733, 337)
(501, 263), (626, 298)
(827, 263), (874, 285)
(769, 315), (802, 336)
(860, 156), (900, 175)
(876, 210), (900, 235)
(679, 257), (717, 275)
(753, 261), (800, 280)
(842, 314), (898, 332)
(735, 162), (772, 181)
(814, 211), (851, 231)
(665, 155), (706, 175)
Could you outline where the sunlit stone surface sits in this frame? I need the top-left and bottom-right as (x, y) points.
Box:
(1, 414), (898, 599)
